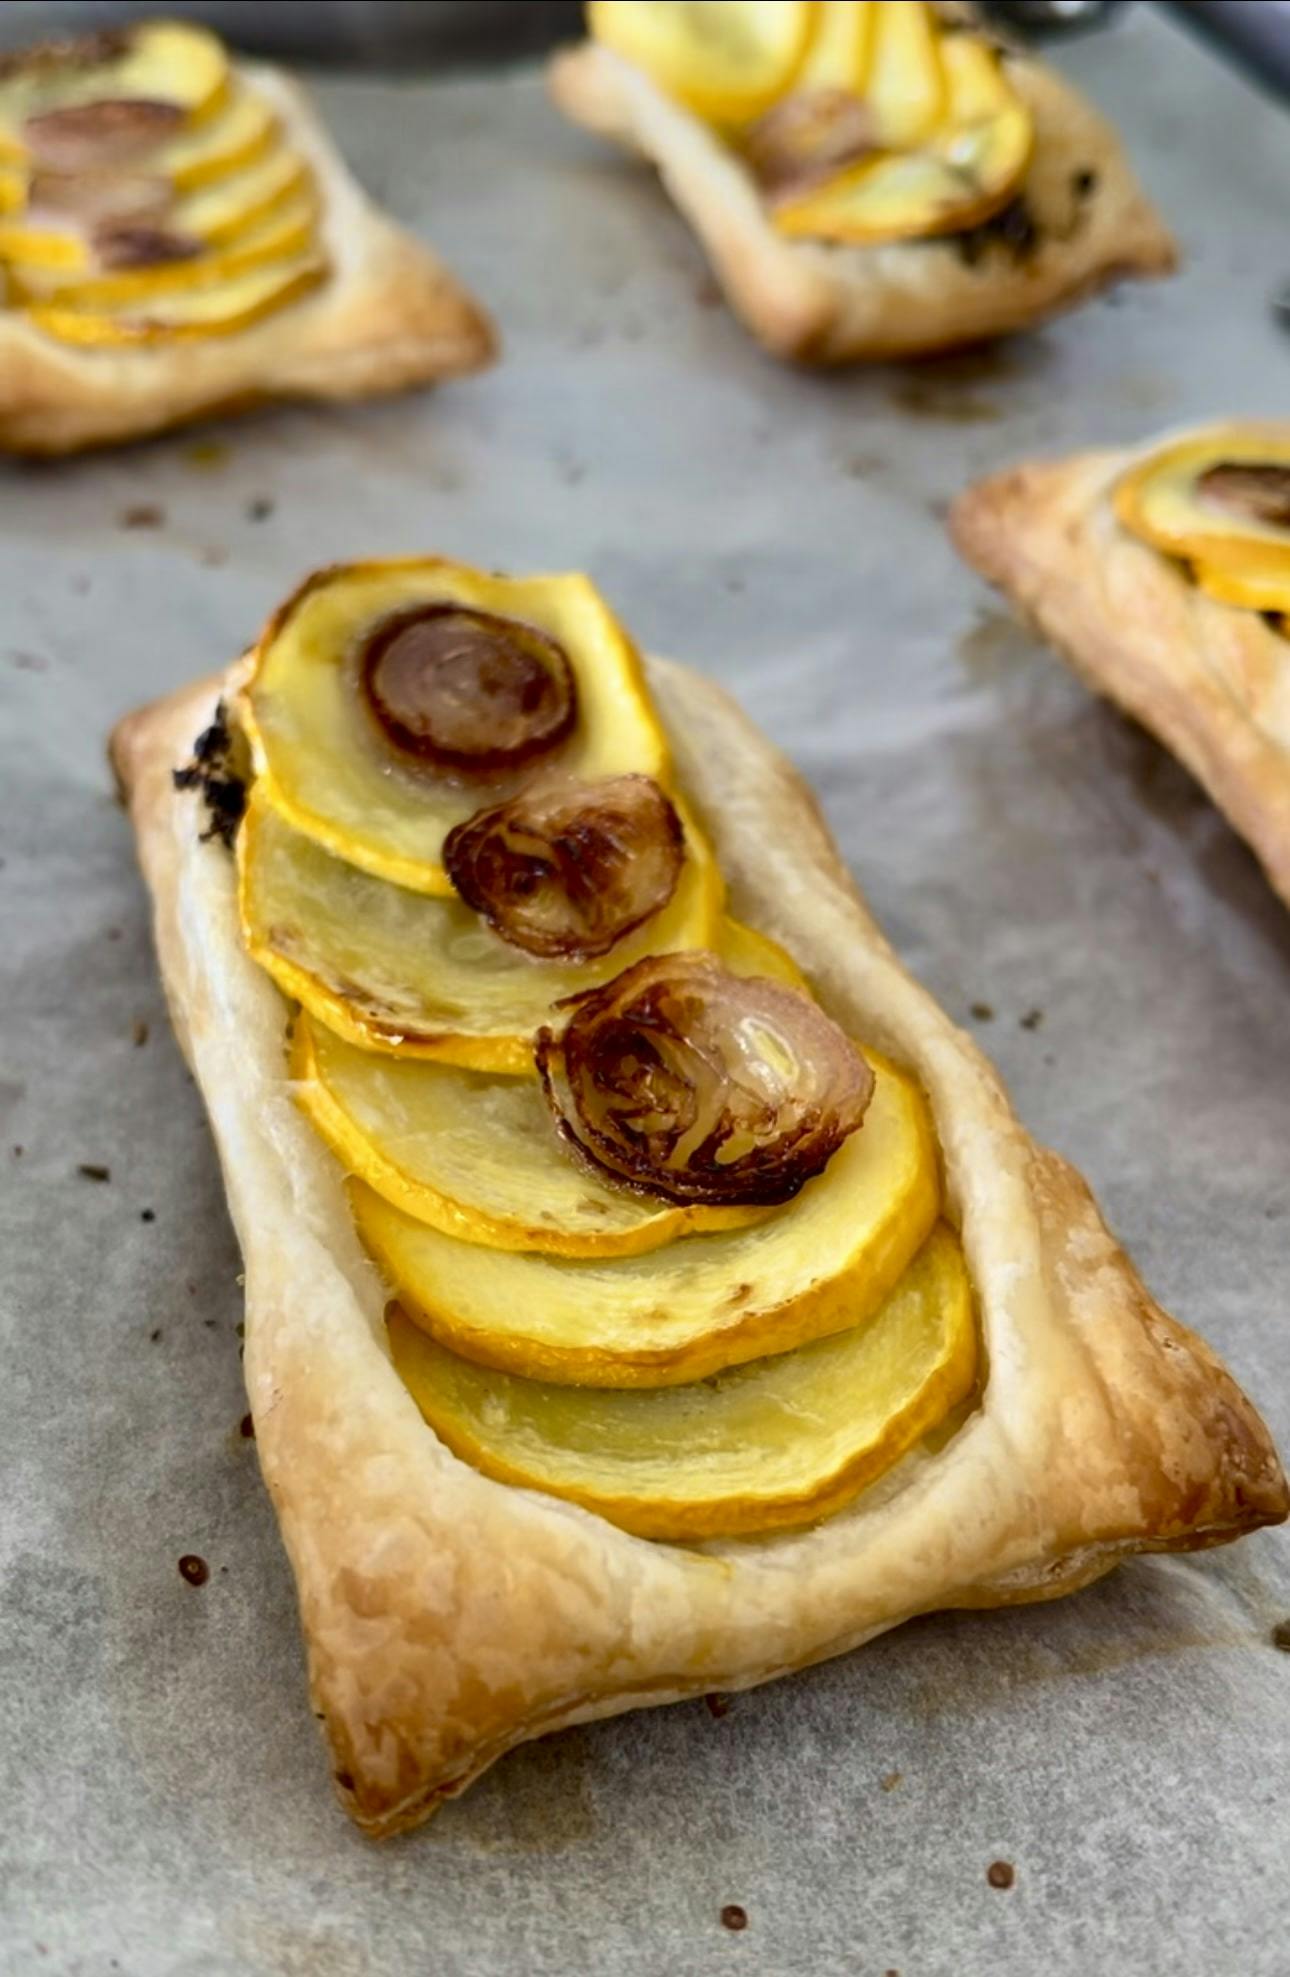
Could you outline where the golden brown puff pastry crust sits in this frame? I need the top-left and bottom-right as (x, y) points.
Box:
(950, 444), (1290, 909)
(0, 65), (494, 455)
(547, 39), (1174, 362)
(110, 656), (1285, 1839)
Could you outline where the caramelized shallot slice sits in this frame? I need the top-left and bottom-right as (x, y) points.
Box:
(745, 87), (878, 202)
(1197, 463), (1290, 532)
(537, 952), (874, 1206)
(444, 774), (685, 959)
(361, 604), (577, 775)
(25, 167), (173, 232)
(23, 97), (185, 172)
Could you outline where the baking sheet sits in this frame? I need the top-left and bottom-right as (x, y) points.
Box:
(2, 8), (1289, 1973)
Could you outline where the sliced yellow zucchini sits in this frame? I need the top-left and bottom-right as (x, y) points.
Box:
(170, 141), (310, 248)
(864, 0), (944, 149)
(796, 0), (874, 92)
(388, 1221), (974, 1539)
(239, 787), (732, 1074)
(357, 1049), (940, 1386)
(241, 561), (673, 898)
(21, 249), (326, 345)
(587, 0), (815, 125)
(292, 1013), (769, 1257)
(157, 84), (279, 194)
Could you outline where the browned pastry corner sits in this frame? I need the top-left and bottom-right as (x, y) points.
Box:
(111, 642), (1285, 1839)
(950, 447), (1290, 908)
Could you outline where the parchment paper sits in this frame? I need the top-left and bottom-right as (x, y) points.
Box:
(2, 10), (1288, 1973)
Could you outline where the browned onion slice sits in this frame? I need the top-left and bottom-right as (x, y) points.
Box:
(536, 953), (875, 1207)
(23, 98), (185, 172)
(745, 88), (878, 203)
(444, 774), (685, 960)
(360, 605), (577, 775)
(25, 168), (173, 234)
(1197, 463), (1290, 532)
(93, 222), (201, 269)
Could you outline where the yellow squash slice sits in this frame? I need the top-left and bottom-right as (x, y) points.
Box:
(240, 787), (734, 1073)
(15, 192), (318, 308)
(292, 1014), (768, 1257)
(168, 141), (310, 248)
(863, 0), (944, 149)
(1114, 428), (1290, 602)
(388, 1222), (974, 1539)
(796, 0), (874, 92)
(241, 561), (673, 897)
(154, 84), (279, 194)
(0, 21), (229, 164)
(587, 0), (814, 125)
(1187, 550), (1290, 614)
(21, 249), (326, 345)
(356, 1049), (940, 1386)
(0, 166), (21, 215)
(773, 33), (1030, 243)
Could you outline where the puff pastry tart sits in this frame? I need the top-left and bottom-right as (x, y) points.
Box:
(951, 423), (1290, 909)
(111, 558), (1286, 1838)
(549, 1), (1175, 361)
(0, 20), (493, 453)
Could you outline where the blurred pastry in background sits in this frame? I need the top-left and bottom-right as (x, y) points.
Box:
(952, 423), (1290, 907)
(0, 18), (494, 453)
(550, 1), (1174, 361)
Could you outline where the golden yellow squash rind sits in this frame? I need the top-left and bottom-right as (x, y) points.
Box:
(241, 559), (676, 897)
(291, 1014), (771, 1257)
(354, 1048), (940, 1386)
(387, 1221), (975, 1539)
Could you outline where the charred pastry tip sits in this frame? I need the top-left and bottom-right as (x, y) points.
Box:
(172, 700), (248, 849)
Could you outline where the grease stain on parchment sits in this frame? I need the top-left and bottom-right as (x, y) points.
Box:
(955, 607), (1037, 688)
(439, 1732), (598, 1853)
(907, 1623), (1259, 1722)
